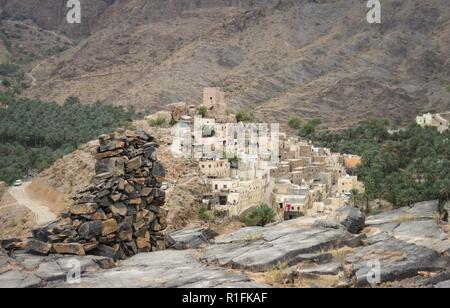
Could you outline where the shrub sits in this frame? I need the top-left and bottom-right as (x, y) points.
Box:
(394, 214), (418, 223)
(447, 84), (450, 92)
(235, 110), (254, 123)
(241, 203), (276, 227)
(199, 207), (214, 221)
(169, 119), (178, 126)
(148, 115), (166, 127)
(0, 62), (19, 76)
(288, 117), (302, 129)
(299, 118), (322, 137)
(2, 79), (11, 87)
(197, 106), (208, 118)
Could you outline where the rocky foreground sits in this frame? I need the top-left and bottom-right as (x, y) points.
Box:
(0, 201), (449, 288)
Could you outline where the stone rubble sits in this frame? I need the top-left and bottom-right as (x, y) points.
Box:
(1, 129), (167, 260)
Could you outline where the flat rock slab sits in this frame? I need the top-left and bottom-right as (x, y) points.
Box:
(298, 263), (342, 276)
(0, 270), (42, 288)
(347, 233), (449, 287)
(366, 201), (438, 226)
(204, 218), (362, 271)
(392, 220), (450, 254)
(366, 201), (450, 254)
(0, 252), (114, 287)
(435, 280), (450, 288)
(167, 228), (218, 250)
(60, 250), (267, 288)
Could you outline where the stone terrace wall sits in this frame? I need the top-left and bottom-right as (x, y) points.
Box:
(2, 129), (167, 260)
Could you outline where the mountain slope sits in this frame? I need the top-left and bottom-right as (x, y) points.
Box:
(1, 0), (449, 127)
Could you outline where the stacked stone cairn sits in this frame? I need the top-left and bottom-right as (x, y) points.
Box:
(2, 129), (167, 260)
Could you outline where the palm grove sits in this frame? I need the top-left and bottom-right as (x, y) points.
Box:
(304, 119), (450, 217)
(0, 93), (136, 184)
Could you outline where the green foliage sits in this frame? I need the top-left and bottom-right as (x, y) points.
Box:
(169, 119), (178, 126)
(288, 117), (302, 130)
(312, 119), (450, 208)
(242, 203), (276, 227)
(299, 118), (322, 137)
(235, 110), (254, 123)
(197, 106), (208, 118)
(0, 62), (19, 76)
(447, 84), (450, 92)
(0, 94), (136, 184)
(148, 115), (166, 127)
(2, 79), (11, 87)
(199, 207), (214, 221)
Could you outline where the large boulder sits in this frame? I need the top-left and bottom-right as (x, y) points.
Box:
(332, 205), (366, 234)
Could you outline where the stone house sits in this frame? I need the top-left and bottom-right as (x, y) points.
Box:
(416, 113), (449, 133)
(203, 87), (226, 116)
(337, 175), (364, 195)
(199, 159), (230, 178)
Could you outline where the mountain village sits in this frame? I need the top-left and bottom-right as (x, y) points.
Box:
(146, 87), (365, 222)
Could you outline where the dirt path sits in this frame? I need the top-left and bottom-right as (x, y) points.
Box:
(27, 63), (40, 87)
(8, 182), (56, 226)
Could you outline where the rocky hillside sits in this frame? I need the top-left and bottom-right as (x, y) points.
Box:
(1, 200), (449, 288)
(1, 0), (449, 127)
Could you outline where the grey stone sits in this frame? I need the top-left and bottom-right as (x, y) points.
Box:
(152, 161), (166, 179)
(78, 221), (102, 240)
(312, 220), (342, 230)
(91, 244), (117, 259)
(125, 156), (142, 172)
(60, 250), (268, 288)
(25, 239), (52, 256)
(332, 205), (365, 234)
(366, 201), (450, 254)
(298, 263), (342, 276)
(167, 228), (218, 250)
(425, 271), (450, 286)
(0, 271), (42, 288)
(348, 233), (448, 287)
(203, 218), (360, 271)
(16, 255), (46, 270)
(0, 250), (10, 268)
(35, 261), (66, 281)
(95, 157), (124, 176)
(366, 200), (438, 226)
(435, 280), (450, 288)
(392, 220), (450, 253)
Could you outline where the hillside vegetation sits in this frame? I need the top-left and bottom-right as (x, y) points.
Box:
(0, 93), (135, 184)
(312, 120), (450, 209)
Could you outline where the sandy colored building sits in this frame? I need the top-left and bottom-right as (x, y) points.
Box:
(337, 175), (364, 194)
(416, 113), (449, 133)
(203, 87), (227, 117)
(199, 159), (230, 178)
(210, 177), (268, 216)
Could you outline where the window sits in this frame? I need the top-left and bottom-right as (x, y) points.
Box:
(215, 184), (218, 190)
